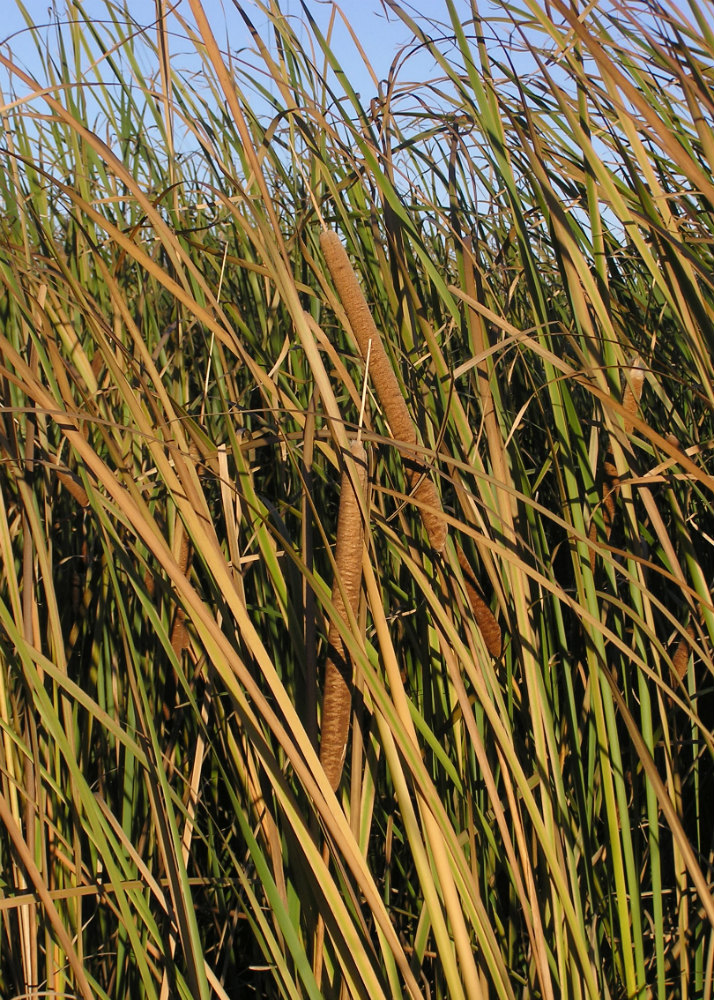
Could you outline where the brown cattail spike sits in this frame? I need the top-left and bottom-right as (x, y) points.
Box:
(589, 356), (644, 569)
(672, 622), (696, 682)
(456, 546), (502, 657)
(320, 440), (368, 790)
(320, 229), (446, 553)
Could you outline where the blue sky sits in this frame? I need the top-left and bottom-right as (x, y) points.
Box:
(1, 1), (479, 107)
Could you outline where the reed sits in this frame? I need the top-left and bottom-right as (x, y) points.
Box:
(2, 1), (714, 997)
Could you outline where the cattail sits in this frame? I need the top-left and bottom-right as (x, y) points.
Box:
(55, 467), (90, 508)
(672, 622), (696, 681)
(320, 229), (446, 552)
(320, 440), (368, 790)
(48, 450), (89, 508)
(456, 545), (502, 657)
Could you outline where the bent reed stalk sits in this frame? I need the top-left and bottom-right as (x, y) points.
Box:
(320, 229), (447, 553)
(319, 439), (368, 790)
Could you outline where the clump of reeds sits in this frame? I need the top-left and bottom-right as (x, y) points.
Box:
(320, 229), (447, 553)
(5, 2), (714, 997)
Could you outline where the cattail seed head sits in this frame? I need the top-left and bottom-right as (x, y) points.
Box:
(319, 440), (368, 790)
(320, 229), (446, 552)
(672, 622), (696, 681)
(456, 545), (502, 657)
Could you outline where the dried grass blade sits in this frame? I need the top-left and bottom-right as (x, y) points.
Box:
(622, 355), (645, 435)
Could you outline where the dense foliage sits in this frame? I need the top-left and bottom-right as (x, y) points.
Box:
(1, 1), (714, 997)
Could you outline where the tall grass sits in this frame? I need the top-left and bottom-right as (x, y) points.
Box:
(1, 0), (713, 997)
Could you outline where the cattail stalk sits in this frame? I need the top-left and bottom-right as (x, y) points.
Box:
(320, 440), (368, 790)
(320, 229), (446, 552)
